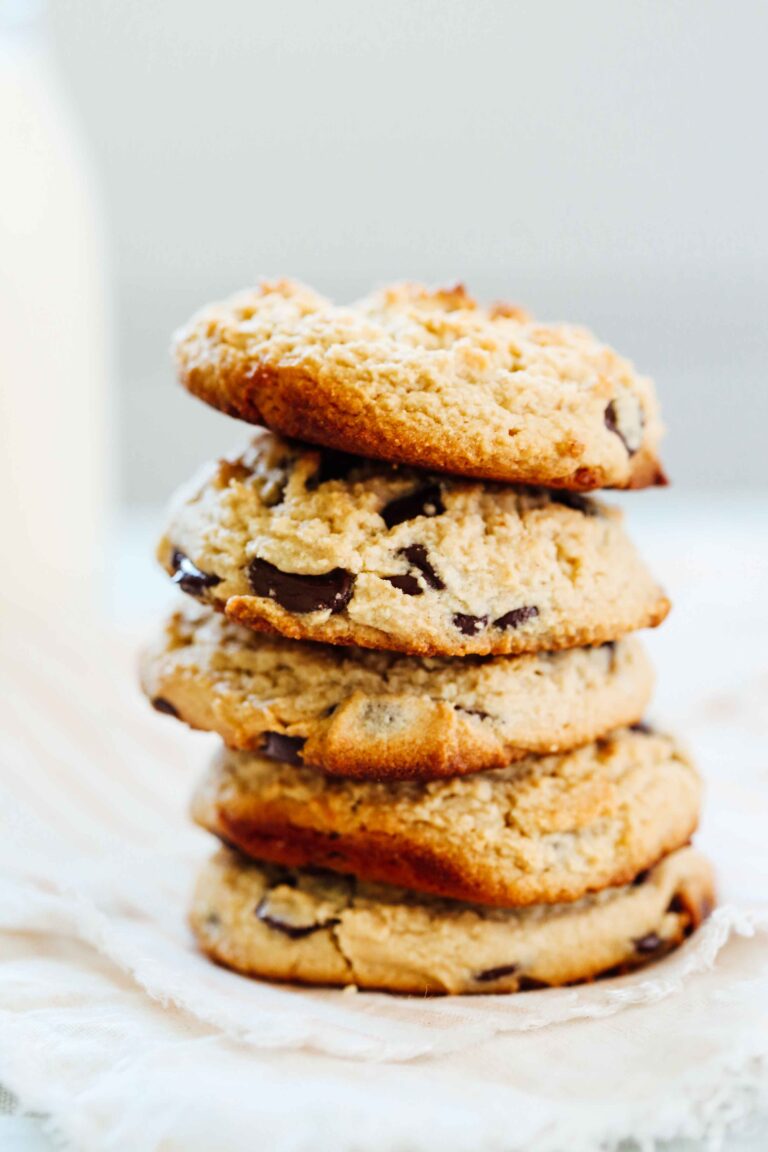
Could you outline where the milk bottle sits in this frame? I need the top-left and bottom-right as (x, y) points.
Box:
(0, 2), (111, 616)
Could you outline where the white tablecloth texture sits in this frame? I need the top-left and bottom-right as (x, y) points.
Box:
(1, 503), (768, 1151)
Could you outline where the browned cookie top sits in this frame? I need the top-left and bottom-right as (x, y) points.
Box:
(174, 280), (665, 491)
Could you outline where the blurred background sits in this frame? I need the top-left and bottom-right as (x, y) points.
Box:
(2, 0), (767, 621)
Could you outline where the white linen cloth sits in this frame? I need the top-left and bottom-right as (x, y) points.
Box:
(1, 503), (768, 1151)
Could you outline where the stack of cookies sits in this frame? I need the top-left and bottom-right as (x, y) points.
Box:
(141, 280), (715, 995)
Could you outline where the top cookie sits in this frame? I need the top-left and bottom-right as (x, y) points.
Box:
(174, 280), (666, 491)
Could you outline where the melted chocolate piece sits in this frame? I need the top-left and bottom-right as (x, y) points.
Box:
(400, 544), (445, 590)
(550, 491), (597, 516)
(381, 484), (445, 529)
(255, 899), (341, 940)
(457, 706), (491, 721)
(633, 932), (664, 954)
(260, 732), (306, 766)
(475, 963), (519, 983)
(171, 550), (222, 597)
(151, 697), (179, 717)
(494, 605), (539, 631)
(305, 449), (362, 490)
(453, 613), (488, 636)
(517, 976), (551, 991)
(248, 557), (355, 614)
(604, 400), (641, 456)
(385, 574), (424, 596)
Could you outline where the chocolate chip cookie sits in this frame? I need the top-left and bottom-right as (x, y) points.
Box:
(142, 601), (653, 778)
(192, 727), (701, 907)
(174, 280), (665, 490)
(158, 432), (670, 658)
(190, 845), (714, 994)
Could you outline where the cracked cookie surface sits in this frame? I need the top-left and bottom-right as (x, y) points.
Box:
(157, 431), (669, 658)
(142, 601), (653, 778)
(192, 728), (701, 907)
(190, 845), (714, 994)
(174, 279), (665, 491)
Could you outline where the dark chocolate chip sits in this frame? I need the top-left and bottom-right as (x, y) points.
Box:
(630, 721), (653, 735)
(517, 976), (551, 991)
(381, 484), (445, 529)
(400, 544), (445, 590)
(260, 732), (306, 766)
(604, 400), (641, 456)
(632, 869), (651, 887)
(475, 963), (519, 983)
(385, 574), (424, 596)
(151, 697), (179, 717)
(453, 613), (489, 636)
(494, 605), (539, 631)
(305, 449), (362, 490)
(171, 550), (222, 597)
(666, 894), (686, 914)
(633, 932), (664, 954)
(248, 557), (355, 614)
(457, 706), (491, 721)
(550, 491), (597, 516)
(255, 899), (340, 940)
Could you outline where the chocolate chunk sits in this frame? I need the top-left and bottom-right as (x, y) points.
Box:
(260, 732), (306, 766)
(457, 706), (491, 721)
(666, 894), (686, 914)
(255, 899), (340, 940)
(171, 550), (222, 597)
(633, 932), (664, 954)
(248, 557), (355, 614)
(494, 605), (539, 631)
(550, 491), (597, 516)
(151, 697), (179, 717)
(475, 963), (518, 983)
(453, 613), (488, 636)
(630, 721), (653, 735)
(400, 544), (445, 590)
(604, 400), (641, 456)
(381, 484), (445, 529)
(517, 976), (551, 991)
(632, 869), (651, 887)
(385, 574), (424, 596)
(306, 449), (362, 490)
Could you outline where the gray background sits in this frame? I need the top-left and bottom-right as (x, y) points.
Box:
(49, 0), (768, 505)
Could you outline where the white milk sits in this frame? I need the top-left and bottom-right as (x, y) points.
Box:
(0, 5), (111, 616)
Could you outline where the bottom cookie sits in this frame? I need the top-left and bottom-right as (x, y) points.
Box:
(190, 845), (715, 995)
